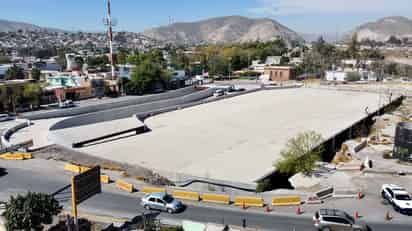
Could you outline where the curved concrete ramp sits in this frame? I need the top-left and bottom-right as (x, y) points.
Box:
(49, 116), (145, 148)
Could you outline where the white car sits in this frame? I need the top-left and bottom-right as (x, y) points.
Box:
(0, 114), (14, 122)
(381, 184), (412, 215)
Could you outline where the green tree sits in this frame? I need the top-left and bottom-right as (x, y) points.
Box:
(31, 68), (41, 81)
(125, 59), (170, 95)
(0, 56), (11, 64)
(275, 131), (323, 175)
(23, 83), (42, 110)
(348, 33), (360, 59)
(4, 192), (62, 231)
(5, 65), (25, 80)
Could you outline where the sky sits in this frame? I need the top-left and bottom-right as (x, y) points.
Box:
(0, 0), (411, 34)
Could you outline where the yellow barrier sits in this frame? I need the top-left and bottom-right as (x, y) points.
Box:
(172, 190), (200, 201)
(272, 196), (301, 206)
(64, 163), (81, 173)
(142, 186), (166, 194)
(64, 163), (91, 174)
(100, 175), (110, 184)
(0, 152), (32, 160)
(116, 180), (134, 193)
(234, 196), (264, 207)
(201, 193), (230, 204)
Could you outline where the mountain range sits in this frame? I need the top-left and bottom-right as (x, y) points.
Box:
(1, 16), (412, 44)
(142, 16), (303, 45)
(0, 19), (62, 33)
(351, 16), (412, 42)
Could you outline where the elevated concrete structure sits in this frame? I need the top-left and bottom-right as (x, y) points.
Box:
(66, 88), (385, 184)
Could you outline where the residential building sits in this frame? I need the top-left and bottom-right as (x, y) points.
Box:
(265, 56), (282, 66)
(45, 75), (92, 101)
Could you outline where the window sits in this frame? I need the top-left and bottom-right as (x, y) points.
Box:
(280, 71), (283, 77)
(149, 197), (155, 202)
(156, 198), (164, 204)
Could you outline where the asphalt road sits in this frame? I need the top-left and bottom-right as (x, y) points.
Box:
(0, 165), (411, 231)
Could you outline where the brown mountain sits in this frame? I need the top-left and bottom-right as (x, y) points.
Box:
(351, 16), (412, 42)
(142, 16), (303, 45)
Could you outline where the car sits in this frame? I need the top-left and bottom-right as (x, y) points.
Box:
(313, 209), (368, 231)
(213, 89), (225, 97)
(0, 114), (14, 122)
(141, 192), (183, 214)
(381, 184), (412, 215)
(58, 100), (75, 109)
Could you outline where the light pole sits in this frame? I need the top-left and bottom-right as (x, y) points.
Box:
(103, 0), (117, 81)
(228, 57), (232, 81)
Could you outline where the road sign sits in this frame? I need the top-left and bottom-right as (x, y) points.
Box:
(71, 166), (101, 231)
(72, 166), (101, 204)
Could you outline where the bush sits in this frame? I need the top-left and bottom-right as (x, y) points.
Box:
(4, 192), (62, 231)
(275, 131), (323, 175)
(346, 72), (361, 82)
(256, 179), (273, 193)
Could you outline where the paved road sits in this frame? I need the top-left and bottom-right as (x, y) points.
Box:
(0, 164), (411, 231)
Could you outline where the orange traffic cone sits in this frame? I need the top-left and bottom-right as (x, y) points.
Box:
(265, 206), (271, 213)
(242, 202), (246, 210)
(296, 206), (302, 215)
(358, 192), (363, 200)
(385, 211), (393, 221)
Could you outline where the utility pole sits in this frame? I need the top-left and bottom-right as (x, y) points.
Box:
(104, 0), (116, 81)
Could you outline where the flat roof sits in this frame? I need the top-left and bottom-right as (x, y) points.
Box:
(75, 88), (382, 183)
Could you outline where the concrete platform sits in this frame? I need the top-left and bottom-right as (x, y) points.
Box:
(71, 88), (384, 183)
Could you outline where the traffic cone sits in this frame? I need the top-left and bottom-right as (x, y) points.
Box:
(385, 211), (393, 221)
(242, 202), (246, 210)
(355, 211), (360, 219)
(265, 206), (271, 213)
(358, 192), (363, 200)
(296, 206), (302, 215)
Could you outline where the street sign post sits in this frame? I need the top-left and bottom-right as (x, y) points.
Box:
(71, 166), (101, 231)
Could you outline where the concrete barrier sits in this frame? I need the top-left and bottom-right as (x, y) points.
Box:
(234, 196), (264, 207)
(271, 196), (301, 206)
(0, 152), (32, 160)
(142, 186), (166, 194)
(172, 190), (200, 201)
(63, 163), (90, 174)
(315, 187), (334, 200)
(100, 175), (110, 184)
(116, 180), (134, 193)
(201, 193), (230, 205)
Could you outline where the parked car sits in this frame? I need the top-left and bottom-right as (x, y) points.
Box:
(381, 184), (412, 215)
(313, 209), (368, 231)
(213, 89), (225, 97)
(0, 114), (14, 122)
(141, 192), (184, 214)
(58, 100), (75, 109)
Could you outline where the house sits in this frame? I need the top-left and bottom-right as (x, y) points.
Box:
(45, 75), (92, 101)
(263, 66), (296, 82)
(325, 71), (347, 82)
(265, 56), (282, 66)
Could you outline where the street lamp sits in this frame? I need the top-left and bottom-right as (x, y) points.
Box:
(228, 57), (232, 81)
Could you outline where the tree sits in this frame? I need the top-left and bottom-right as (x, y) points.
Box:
(0, 56), (11, 64)
(387, 36), (402, 46)
(125, 59), (170, 95)
(4, 192), (62, 231)
(348, 33), (360, 60)
(23, 83), (42, 110)
(275, 131), (323, 175)
(31, 68), (41, 81)
(5, 65), (25, 80)
(74, 56), (84, 70)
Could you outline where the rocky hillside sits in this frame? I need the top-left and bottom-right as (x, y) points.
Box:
(0, 19), (61, 32)
(142, 16), (303, 45)
(351, 16), (412, 42)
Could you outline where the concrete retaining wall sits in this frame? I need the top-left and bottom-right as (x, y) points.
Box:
(24, 86), (197, 120)
(1, 119), (30, 148)
(50, 88), (215, 131)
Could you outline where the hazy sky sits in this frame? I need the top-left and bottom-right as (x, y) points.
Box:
(0, 0), (411, 34)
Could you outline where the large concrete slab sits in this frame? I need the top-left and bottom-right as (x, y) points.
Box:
(76, 88), (383, 183)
